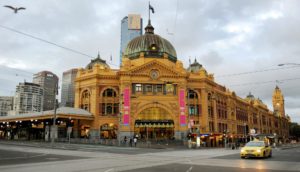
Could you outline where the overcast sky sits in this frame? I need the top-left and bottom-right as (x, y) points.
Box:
(0, 0), (299, 123)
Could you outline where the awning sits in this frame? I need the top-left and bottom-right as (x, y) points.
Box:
(135, 120), (174, 128)
(0, 107), (94, 122)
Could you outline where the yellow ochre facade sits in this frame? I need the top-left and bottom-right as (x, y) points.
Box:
(74, 21), (289, 144)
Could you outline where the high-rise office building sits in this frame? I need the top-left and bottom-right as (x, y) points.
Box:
(61, 68), (78, 107)
(33, 71), (59, 111)
(120, 14), (143, 65)
(13, 82), (43, 114)
(0, 96), (14, 116)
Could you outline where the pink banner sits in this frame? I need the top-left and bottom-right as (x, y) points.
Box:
(123, 88), (130, 126)
(124, 88), (130, 107)
(123, 115), (129, 125)
(180, 115), (186, 125)
(179, 90), (185, 108)
(179, 89), (186, 126)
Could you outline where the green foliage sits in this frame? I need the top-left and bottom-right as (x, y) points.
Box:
(289, 122), (300, 137)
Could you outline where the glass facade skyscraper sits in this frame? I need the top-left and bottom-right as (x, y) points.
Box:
(33, 71), (59, 111)
(120, 14), (143, 66)
(61, 69), (78, 107)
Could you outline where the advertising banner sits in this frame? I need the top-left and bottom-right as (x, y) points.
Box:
(179, 89), (186, 126)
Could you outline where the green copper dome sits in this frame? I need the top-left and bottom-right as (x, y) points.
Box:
(124, 21), (177, 62)
(86, 53), (110, 70)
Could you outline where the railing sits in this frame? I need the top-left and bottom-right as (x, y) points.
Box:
(127, 51), (177, 62)
(55, 137), (185, 148)
(56, 138), (118, 146)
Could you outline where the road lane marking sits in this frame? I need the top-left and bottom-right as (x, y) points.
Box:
(104, 168), (115, 172)
(186, 159), (193, 172)
(0, 153), (47, 160)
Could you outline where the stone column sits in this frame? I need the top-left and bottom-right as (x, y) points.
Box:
(200, 89), (209, 133)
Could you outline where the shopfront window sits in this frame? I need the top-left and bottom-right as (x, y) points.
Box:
(100, 123), (117, 139)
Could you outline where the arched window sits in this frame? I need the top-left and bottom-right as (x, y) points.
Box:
(80, 90), (90, 111)
(103, 88), (116, 97)
(187, 90), (198, 99)
(100, 88), (119, 116)
(208, 93), (212, 101)
(149, 44), (159, 52)
(187, 90), (201, 116)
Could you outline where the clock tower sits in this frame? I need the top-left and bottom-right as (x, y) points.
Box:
(272, 86), (285, 117)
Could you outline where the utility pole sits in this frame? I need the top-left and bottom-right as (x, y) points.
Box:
(51, 83), (58, 147)
(187, 88), (192, 149)
(187, 89), (191, 133)
(244, 122), (247, 143)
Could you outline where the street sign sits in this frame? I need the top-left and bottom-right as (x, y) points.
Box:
(67, 127), (72, 134)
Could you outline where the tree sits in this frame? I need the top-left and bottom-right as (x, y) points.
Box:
(289, 122), (300, 139)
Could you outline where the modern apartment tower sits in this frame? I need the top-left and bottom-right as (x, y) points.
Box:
(61, 68), (78, 107)
(13, 82), (43, 114)
(120, 14), (143, 65)
(33, 71), (59, 111)
(0, 96), (14, 116)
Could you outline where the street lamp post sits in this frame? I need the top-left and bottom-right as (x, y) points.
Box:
(118, 93), (123, 146)
(223, 130), (227, 148)
(187, 89), (192, 149)
(51, 84), (58, 147)
(187, 89), (191, 134)
(244, 122), (247, 143)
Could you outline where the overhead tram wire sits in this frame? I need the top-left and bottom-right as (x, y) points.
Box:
(1, 25), (299, 75)
(0, 24), (119, 68)
(228, 77), (300, 87)
(215, 65), (300, 78)
(170, 0), (179, 44)
(0, 64), (34, 75)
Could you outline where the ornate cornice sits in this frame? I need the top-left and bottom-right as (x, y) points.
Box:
(120, 60), (186, 78)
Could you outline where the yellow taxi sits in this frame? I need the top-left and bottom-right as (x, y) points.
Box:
(240, 141), (272, 158)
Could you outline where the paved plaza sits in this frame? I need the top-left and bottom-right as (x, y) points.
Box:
(0, 141), (300, 172)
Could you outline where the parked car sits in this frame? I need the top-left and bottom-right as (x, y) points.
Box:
(240, 141), (272, 158)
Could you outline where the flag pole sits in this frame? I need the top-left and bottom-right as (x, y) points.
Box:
(148, 1), (150, 21)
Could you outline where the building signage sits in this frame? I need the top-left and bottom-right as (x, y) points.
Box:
(179, 89), (186, 126)
(123, 88), (130, 126)
(128, 14), (141, 30)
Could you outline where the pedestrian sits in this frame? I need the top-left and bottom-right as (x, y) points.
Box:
(235, 141), (240, 149)
(231, 142), (235, 150)
(124, 136), (127, 146)
(129, 137), (133, 147)
(134, 137), (137, 147)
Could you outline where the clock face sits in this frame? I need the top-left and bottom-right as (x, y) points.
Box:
(150, 70), (159, 79)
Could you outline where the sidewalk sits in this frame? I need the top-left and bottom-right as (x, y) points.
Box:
(0, 140), (227, 151)
(277, 143), (300, 150)
(0, 140), (119, 151)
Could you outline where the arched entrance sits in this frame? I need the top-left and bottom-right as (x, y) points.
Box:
(134, 107), (174, 140)
(100, 123), (117, 139)
(80, 125), (90, 138)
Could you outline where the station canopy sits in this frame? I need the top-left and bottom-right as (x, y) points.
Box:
(0, 107), (94, 122)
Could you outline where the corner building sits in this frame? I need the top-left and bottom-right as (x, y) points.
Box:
(75, 21), (289, 144)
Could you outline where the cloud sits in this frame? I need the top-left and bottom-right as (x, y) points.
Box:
(200, 51), (224, 67)
(256, 10), (284, 20)
(0, 0), (299, 123)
